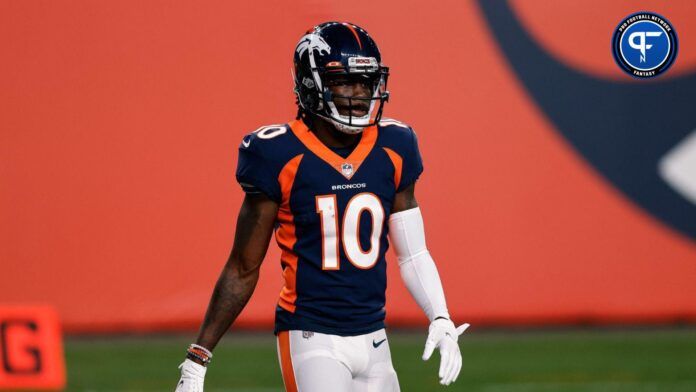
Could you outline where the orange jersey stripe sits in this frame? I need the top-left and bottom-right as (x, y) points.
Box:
(289, 119), (378, 180)
(277, 331), (298, 392)
(383, 147), (403, 190)
(276, 154), (304, 313)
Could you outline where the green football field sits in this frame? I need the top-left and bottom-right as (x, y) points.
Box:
(65, 328), (696, 392)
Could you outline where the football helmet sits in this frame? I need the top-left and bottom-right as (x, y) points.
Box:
(293, 22), (390, 134)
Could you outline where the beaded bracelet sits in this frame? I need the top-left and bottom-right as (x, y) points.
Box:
(186, 343), (213, 365)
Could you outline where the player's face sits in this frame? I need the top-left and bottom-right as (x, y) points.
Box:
(324, 74), (373, 117)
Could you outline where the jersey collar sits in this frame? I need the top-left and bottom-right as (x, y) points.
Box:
(289, 119), (378, 180)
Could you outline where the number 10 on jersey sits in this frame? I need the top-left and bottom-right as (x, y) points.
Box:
(315, 193), (385, 270)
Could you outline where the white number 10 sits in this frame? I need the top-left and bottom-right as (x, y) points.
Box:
(315, 193), (385, 270)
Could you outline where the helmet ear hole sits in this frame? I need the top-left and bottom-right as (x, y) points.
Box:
(305, 92), (316, 110)
(299, 86), (322, 112)
(295, 76), (314, 111)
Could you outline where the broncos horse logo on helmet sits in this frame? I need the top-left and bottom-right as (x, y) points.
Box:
(296, 35), (331, 59)
(293, 22), (390, 134)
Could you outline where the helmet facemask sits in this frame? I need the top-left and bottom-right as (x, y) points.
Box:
(294, 61), (390, 134)
(320, 68), (389, 134)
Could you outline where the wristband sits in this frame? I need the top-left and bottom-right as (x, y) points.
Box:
(186, 343), (213, 365)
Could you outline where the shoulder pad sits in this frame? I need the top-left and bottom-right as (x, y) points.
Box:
(238, 122), (306, 173)
(239, 123), (305, 164)
(378, 118), (416, 146)
(379, 118), (412, 130)
(240, 124), (293, 152)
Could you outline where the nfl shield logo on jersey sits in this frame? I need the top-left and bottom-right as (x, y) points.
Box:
(341, 162), (354, 178)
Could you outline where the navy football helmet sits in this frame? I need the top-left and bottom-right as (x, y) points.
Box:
(293, 22), (390, 134)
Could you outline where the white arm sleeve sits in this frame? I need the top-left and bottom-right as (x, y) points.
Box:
(388, 207), (450, 321)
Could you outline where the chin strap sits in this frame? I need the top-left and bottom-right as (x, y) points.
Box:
(330, 119), (366, 134)
(306, 111), (368, 135)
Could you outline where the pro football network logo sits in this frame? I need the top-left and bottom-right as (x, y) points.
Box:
(612, 12), (678, 78)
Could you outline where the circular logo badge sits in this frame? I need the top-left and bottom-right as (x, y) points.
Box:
(612, 12), (678, 78)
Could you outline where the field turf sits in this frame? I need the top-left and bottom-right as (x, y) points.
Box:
(65, 328), (696, 391)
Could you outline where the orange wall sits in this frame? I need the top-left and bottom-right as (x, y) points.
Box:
(1, 1), (695, 332)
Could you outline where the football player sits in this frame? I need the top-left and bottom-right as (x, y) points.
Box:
(174, 21), (468, 392)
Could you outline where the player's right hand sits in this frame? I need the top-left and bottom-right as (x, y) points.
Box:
(175, 359), (206, 392)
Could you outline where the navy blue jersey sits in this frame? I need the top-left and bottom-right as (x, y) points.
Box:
(236, 118), (423, 336)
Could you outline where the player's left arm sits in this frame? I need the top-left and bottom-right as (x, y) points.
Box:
(391, 182), (469, 386)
